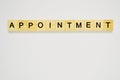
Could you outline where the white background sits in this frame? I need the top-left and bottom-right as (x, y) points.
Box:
(0, 0), (120, 80)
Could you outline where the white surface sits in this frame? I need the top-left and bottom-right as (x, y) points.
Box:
(0, 0), (120, 80)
